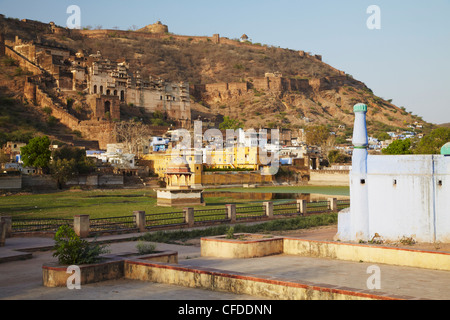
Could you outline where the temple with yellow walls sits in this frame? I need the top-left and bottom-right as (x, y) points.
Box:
(140, 146), (273, 188)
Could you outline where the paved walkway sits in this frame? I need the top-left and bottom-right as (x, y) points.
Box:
(1, 228), (449, 300)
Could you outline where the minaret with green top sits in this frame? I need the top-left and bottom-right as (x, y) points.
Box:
(349, 103), (370, 241)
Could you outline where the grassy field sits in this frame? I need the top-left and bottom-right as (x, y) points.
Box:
(0, 188), (269, 219)
(0, 186), (349, 220)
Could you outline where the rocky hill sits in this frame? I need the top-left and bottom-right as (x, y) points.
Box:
(0, 16), (435, 143)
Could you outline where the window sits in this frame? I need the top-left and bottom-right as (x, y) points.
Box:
(93, 85), (97, 94)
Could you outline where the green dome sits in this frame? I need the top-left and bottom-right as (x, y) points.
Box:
(353, 103), (368, 113)
(441, 142), (450, 155)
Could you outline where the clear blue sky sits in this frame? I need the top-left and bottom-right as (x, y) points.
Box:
(1, 0), (449, 124)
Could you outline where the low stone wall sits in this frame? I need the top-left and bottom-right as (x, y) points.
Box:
(282, 238), (450, 271)
(201, 234), (283, 259)
(98, 174), (124, 187)
(123, 260), (393, 300)
(201, 171), (273, 186)
(66, 174), (123, 187)
(43, 258), (125, 288)
(42, 251), (178, 287)
(0, 175), (22, 190)
(309, 170), (349, 186)
(201, 234), (450, 272)
(21, 175), (57, 190)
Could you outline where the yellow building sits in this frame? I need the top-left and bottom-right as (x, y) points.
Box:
(204, 146), (260, 170)
(140, 146), (272, 187)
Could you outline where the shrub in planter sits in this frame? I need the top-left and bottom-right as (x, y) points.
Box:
(53, 225), (110, 265)
(136, 241), (156, 255)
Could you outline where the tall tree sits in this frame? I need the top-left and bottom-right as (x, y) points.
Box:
(20, 136), (51, 171)
(114, 120), (152, 156)
(304, 125), (335, 162)
(50, 146), (95, 189)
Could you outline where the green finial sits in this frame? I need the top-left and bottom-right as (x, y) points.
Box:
(441, 142), (450, 156)
(353, 103), (368, 113)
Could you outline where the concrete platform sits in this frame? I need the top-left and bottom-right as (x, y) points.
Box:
(0, 227), (449, 300)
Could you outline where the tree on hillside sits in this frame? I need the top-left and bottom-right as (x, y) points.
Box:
(413, 127), (450, 154)
(20, 136), (51, 172)
(219, 116), (243, 130)
(304, 125), (329, 147)
(376, 132), (391, 142)
(382, 139), (413, 155)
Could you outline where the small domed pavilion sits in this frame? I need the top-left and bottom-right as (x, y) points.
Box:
(156, 156), (204, 207)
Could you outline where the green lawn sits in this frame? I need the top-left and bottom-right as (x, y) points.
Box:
(0, 186), (349, 220)
(0, 189), (266, 219)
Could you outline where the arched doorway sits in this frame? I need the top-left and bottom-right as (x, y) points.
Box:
(104, 100), (111, 114)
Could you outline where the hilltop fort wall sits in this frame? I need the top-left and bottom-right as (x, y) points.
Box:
(192, 74), (356, 100)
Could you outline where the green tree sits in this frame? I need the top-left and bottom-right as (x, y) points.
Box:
(219, 116), (243, 130)
(413, 127), (450, 154)
(382, 139), (413, 155)
(20, 136), (51, 170)
(50, 159), (78, 189)
(50, 146), (95, 188)
(376, 132), (391, 142)
(52, 146), (95, 174)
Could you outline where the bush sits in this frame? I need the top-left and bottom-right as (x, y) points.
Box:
(226, 227), (235, 239)
(136, 241), (156, 255)
(382, 139), (413, 155)
(52, 225), (110, 265)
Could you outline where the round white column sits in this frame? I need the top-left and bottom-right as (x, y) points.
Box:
(350, 103), (370, 241)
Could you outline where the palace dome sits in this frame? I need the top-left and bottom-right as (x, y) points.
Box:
(166, 157), (191, 174)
